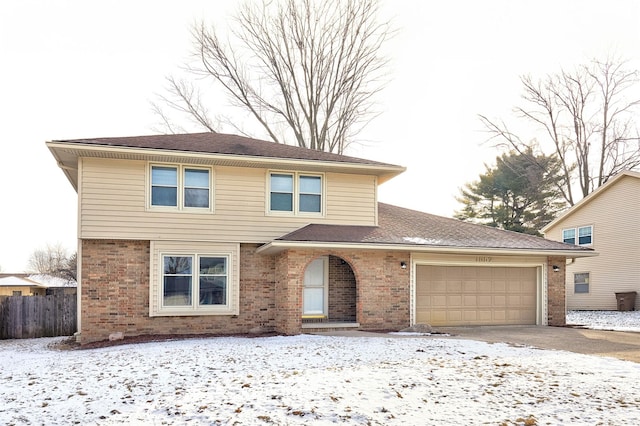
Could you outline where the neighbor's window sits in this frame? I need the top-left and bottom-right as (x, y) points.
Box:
(162, 255), (228, 308)
(578, 226), (592, 245)
(269, 172), (323, 214)
(562, 226), (592, 246)
(562, 228), (576, 244)
(150, 165), (211, 210)
(574, 272), (589, 293)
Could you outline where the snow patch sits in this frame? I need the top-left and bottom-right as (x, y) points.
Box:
(402, 236), (442, 245)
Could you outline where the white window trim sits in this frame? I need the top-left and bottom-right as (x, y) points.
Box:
(149, 242), (239, 317)
(266, 170), (325, 217)
(147, 163), (214, 213)
(574, 271), (590, 294)
(562, 225), (593, 246)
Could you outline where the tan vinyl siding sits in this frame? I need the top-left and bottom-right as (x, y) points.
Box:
(544, 175), (640, 310)
(79, 158), (377, 242)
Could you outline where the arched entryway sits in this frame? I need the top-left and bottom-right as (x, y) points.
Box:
(302, 255), (357, 325)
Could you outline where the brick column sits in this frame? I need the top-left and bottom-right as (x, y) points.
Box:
(274, 250), (303, 334)
(547, 256), (567, 326)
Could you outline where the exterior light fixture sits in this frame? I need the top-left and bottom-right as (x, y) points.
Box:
(552, 265), (560, 272)
(400, 261), (407, 269)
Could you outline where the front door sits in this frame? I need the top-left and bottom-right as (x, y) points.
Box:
(303, 256), (328, 317)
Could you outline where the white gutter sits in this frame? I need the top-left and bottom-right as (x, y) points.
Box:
(256, 240), (598, 258)
(45, 141), (406, 182)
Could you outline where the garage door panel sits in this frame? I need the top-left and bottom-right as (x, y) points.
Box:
(493, 295), (506, 305)
(463, 311), (477, 321)
(448, 295), (462, 306)
(477, 280), (492, 292)
(493, 310), (506, 321)
(477, 311), (493, 321)
(416, 265), (537, 326)
(464, 295), (477, 306)
(431, 295), (447, 307)
(448, 281), (463, 292)
(477, 295), (492, 307)
(492, 281), (506, 292)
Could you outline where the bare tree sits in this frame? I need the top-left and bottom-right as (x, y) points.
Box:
(27, 243), (75, 279)
(154, 0), (392, 154)
(480, 57), (640, 206)
(151, 76), (220, 134)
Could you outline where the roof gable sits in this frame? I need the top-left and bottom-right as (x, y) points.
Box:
(542, 170), (640, 232)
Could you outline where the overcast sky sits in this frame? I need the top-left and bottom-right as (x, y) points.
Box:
(1, 0), (639, 272)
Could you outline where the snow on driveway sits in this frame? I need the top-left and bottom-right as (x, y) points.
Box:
(2, 330), (640, 425)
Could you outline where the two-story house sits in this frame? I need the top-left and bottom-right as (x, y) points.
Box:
(47, 133), (595, 344)
(542, 171), (640, 311)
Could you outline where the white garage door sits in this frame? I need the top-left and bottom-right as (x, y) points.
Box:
(416, 265), (538, 326)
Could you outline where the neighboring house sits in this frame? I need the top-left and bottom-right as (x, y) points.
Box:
(47, 133), (595, 344)
(0, 274), (77, 296)
(542, 170), (640, 310)
(0, 275), (47, 296)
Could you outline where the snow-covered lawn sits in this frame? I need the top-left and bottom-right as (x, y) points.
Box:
(567, 309), (640, 332)
(1, 312), (639, 425)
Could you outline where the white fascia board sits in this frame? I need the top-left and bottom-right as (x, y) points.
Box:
(256, 240), (598, 258)
(45, 142), (406, 181)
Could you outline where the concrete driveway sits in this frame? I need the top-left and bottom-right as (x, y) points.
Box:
(436, 325), (640, 363)
(314, 326), (640, 363)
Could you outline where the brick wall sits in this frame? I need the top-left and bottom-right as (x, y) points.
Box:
(80, 240), (275, 344)
(81, 239), (560, 342)
(327, 255), (357, 322)
(547, 256), (567, 326)
(274, 249), (411, 333)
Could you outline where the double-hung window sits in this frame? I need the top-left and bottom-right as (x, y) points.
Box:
(562, 225), (592, 246)
(574, 272), (589, 293)
(162, 254), (228, 309)
(150, 164), (211, 211)
(269, 172), (323, 215)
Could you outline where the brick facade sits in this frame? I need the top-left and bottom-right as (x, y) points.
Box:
(274, 249), (411, 334)
(80, 240), (276, 344)
(79, 239), (565, 344)
(327, 255), (357, 322)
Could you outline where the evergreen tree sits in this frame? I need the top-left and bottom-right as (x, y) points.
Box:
(455, 150), (566, 235)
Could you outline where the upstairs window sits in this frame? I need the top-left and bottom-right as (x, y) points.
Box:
(150, 164), (211, 211)
(151, 166), (178, 207)
(184, 168), (210, 208)
(299, 175), (322, 212)
(269, 172), (323, 215)
(562, 225), (592, 246)
(270, 174), (294, 212)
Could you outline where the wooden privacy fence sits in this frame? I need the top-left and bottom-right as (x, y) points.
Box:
(0, 294), (77, 339)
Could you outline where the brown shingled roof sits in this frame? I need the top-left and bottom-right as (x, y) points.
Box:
(276, 203), (594, 252)
(53, 132), (397, 167)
